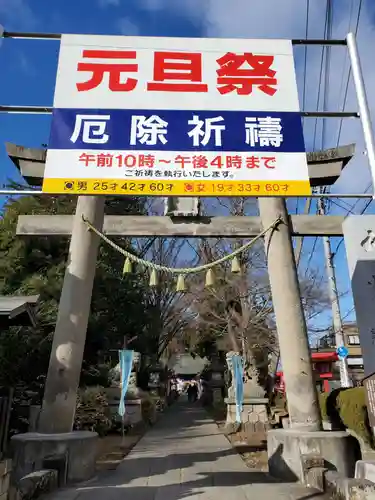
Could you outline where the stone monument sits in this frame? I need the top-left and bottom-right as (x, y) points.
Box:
(148, 361), (167, 400)
(207, 355), (225, 405)
(224, 351), (269, 434)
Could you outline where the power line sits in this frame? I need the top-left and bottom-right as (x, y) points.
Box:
(302, 0), (310, 116)
(305, 2), (362, 387)
(336, 0), (364, 147)
(321, 0), (333, 150)
(305, 0), (364, 275)
(329, 198), (357, 214)
(299, 2), (330, 264)
(303, 2), (331, 274)
(342, 306), (355, 321)
(304, 232), (320, 277)
(336, 0), (355, 114)
(297, 0), (310, 217)
(312, 4), (330, 152)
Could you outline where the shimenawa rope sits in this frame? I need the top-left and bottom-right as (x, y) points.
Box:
(82, 215), (281, 277)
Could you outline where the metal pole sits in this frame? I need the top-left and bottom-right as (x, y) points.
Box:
(0, 106), (359, 117)
(318, 198), (352, 388)
(259, 197), (322, 431)
(347, 32), (375, 199)
(0, 31), (347, 44)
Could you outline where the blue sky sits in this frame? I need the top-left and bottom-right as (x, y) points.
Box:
(1, 0), (375, 336)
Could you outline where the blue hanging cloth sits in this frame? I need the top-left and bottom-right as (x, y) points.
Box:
(118, 349), (134, 417)
(232, 354), (244, 423)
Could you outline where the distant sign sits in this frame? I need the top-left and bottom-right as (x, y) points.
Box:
(336, 346), (349, 359)
(42, 35), (310, 197)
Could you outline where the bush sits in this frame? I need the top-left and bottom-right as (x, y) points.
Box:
(319, 387), (373, 446)
(338, 387), (372, 445)
(80, 364), (111, 387)
(141, 393), (161, 425)
(319, 391), (329, 421)
(74, 386), (112, 436)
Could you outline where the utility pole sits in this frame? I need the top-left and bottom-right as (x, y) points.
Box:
(318, 197), (351, 388)
(259, 197), (321, 431)
(315, 0), (350, 388)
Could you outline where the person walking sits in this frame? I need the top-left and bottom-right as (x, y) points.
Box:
(187, 381), (198, 402)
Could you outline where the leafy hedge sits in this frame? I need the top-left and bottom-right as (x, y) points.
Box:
(319, 387), (373, 446)
(141, 393), (163, 425)
(74, 386), (112, 436)
(74, 386), (165, 436)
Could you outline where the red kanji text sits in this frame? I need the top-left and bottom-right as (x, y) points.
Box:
(226, 155), (242, 169)
(193, 155), (208, 168)
(77, 50), (138, 92)
(97, 153), (114, 167)
(138, 154), (156, 168)
(216, 52), (277, 96)
(79, 153), (96, 166)
(147, 51), (208, 93)
(175, 155), (191, 168)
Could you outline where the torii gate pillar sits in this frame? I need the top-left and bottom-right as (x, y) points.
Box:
(38, 196), (105, 433)
(259, 197), (321, 431)
(261, 198), (358, 483)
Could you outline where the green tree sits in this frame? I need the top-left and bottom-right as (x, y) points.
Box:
(0, 192), (157, 389)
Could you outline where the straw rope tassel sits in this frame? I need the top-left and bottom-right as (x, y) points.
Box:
(231, 256), (241, 273)
(149, 269), (158, 287)
(176, 274), (186, 292)
(205, 269), (215, 288)
(123, 257), (132, 274)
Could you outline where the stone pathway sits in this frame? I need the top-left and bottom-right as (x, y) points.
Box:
(48, 401), (328, 499)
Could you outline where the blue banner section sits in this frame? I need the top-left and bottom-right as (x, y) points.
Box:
(232, 354), (244, 423)
(49, 108), (305, 153)
(118, 349), (134, 417)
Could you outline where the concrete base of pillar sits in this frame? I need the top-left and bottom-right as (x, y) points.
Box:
(225, 397), (269, 433)
(10, 431), (98, 486)
(355, 460), (375, 483)
(267, 428), (361, 484)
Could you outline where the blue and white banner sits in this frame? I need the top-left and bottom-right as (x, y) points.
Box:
(232, 354), (244, 423)
(118, 349), (134, 417)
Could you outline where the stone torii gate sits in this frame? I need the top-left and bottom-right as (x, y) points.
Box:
(7, 142), (357, 481)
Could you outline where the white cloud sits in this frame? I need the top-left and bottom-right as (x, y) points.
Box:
(0, 0), (38, 29)
(138, 0), (207, 26)
(98, 0), (121, 7)
(117, 17), (140, 36)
